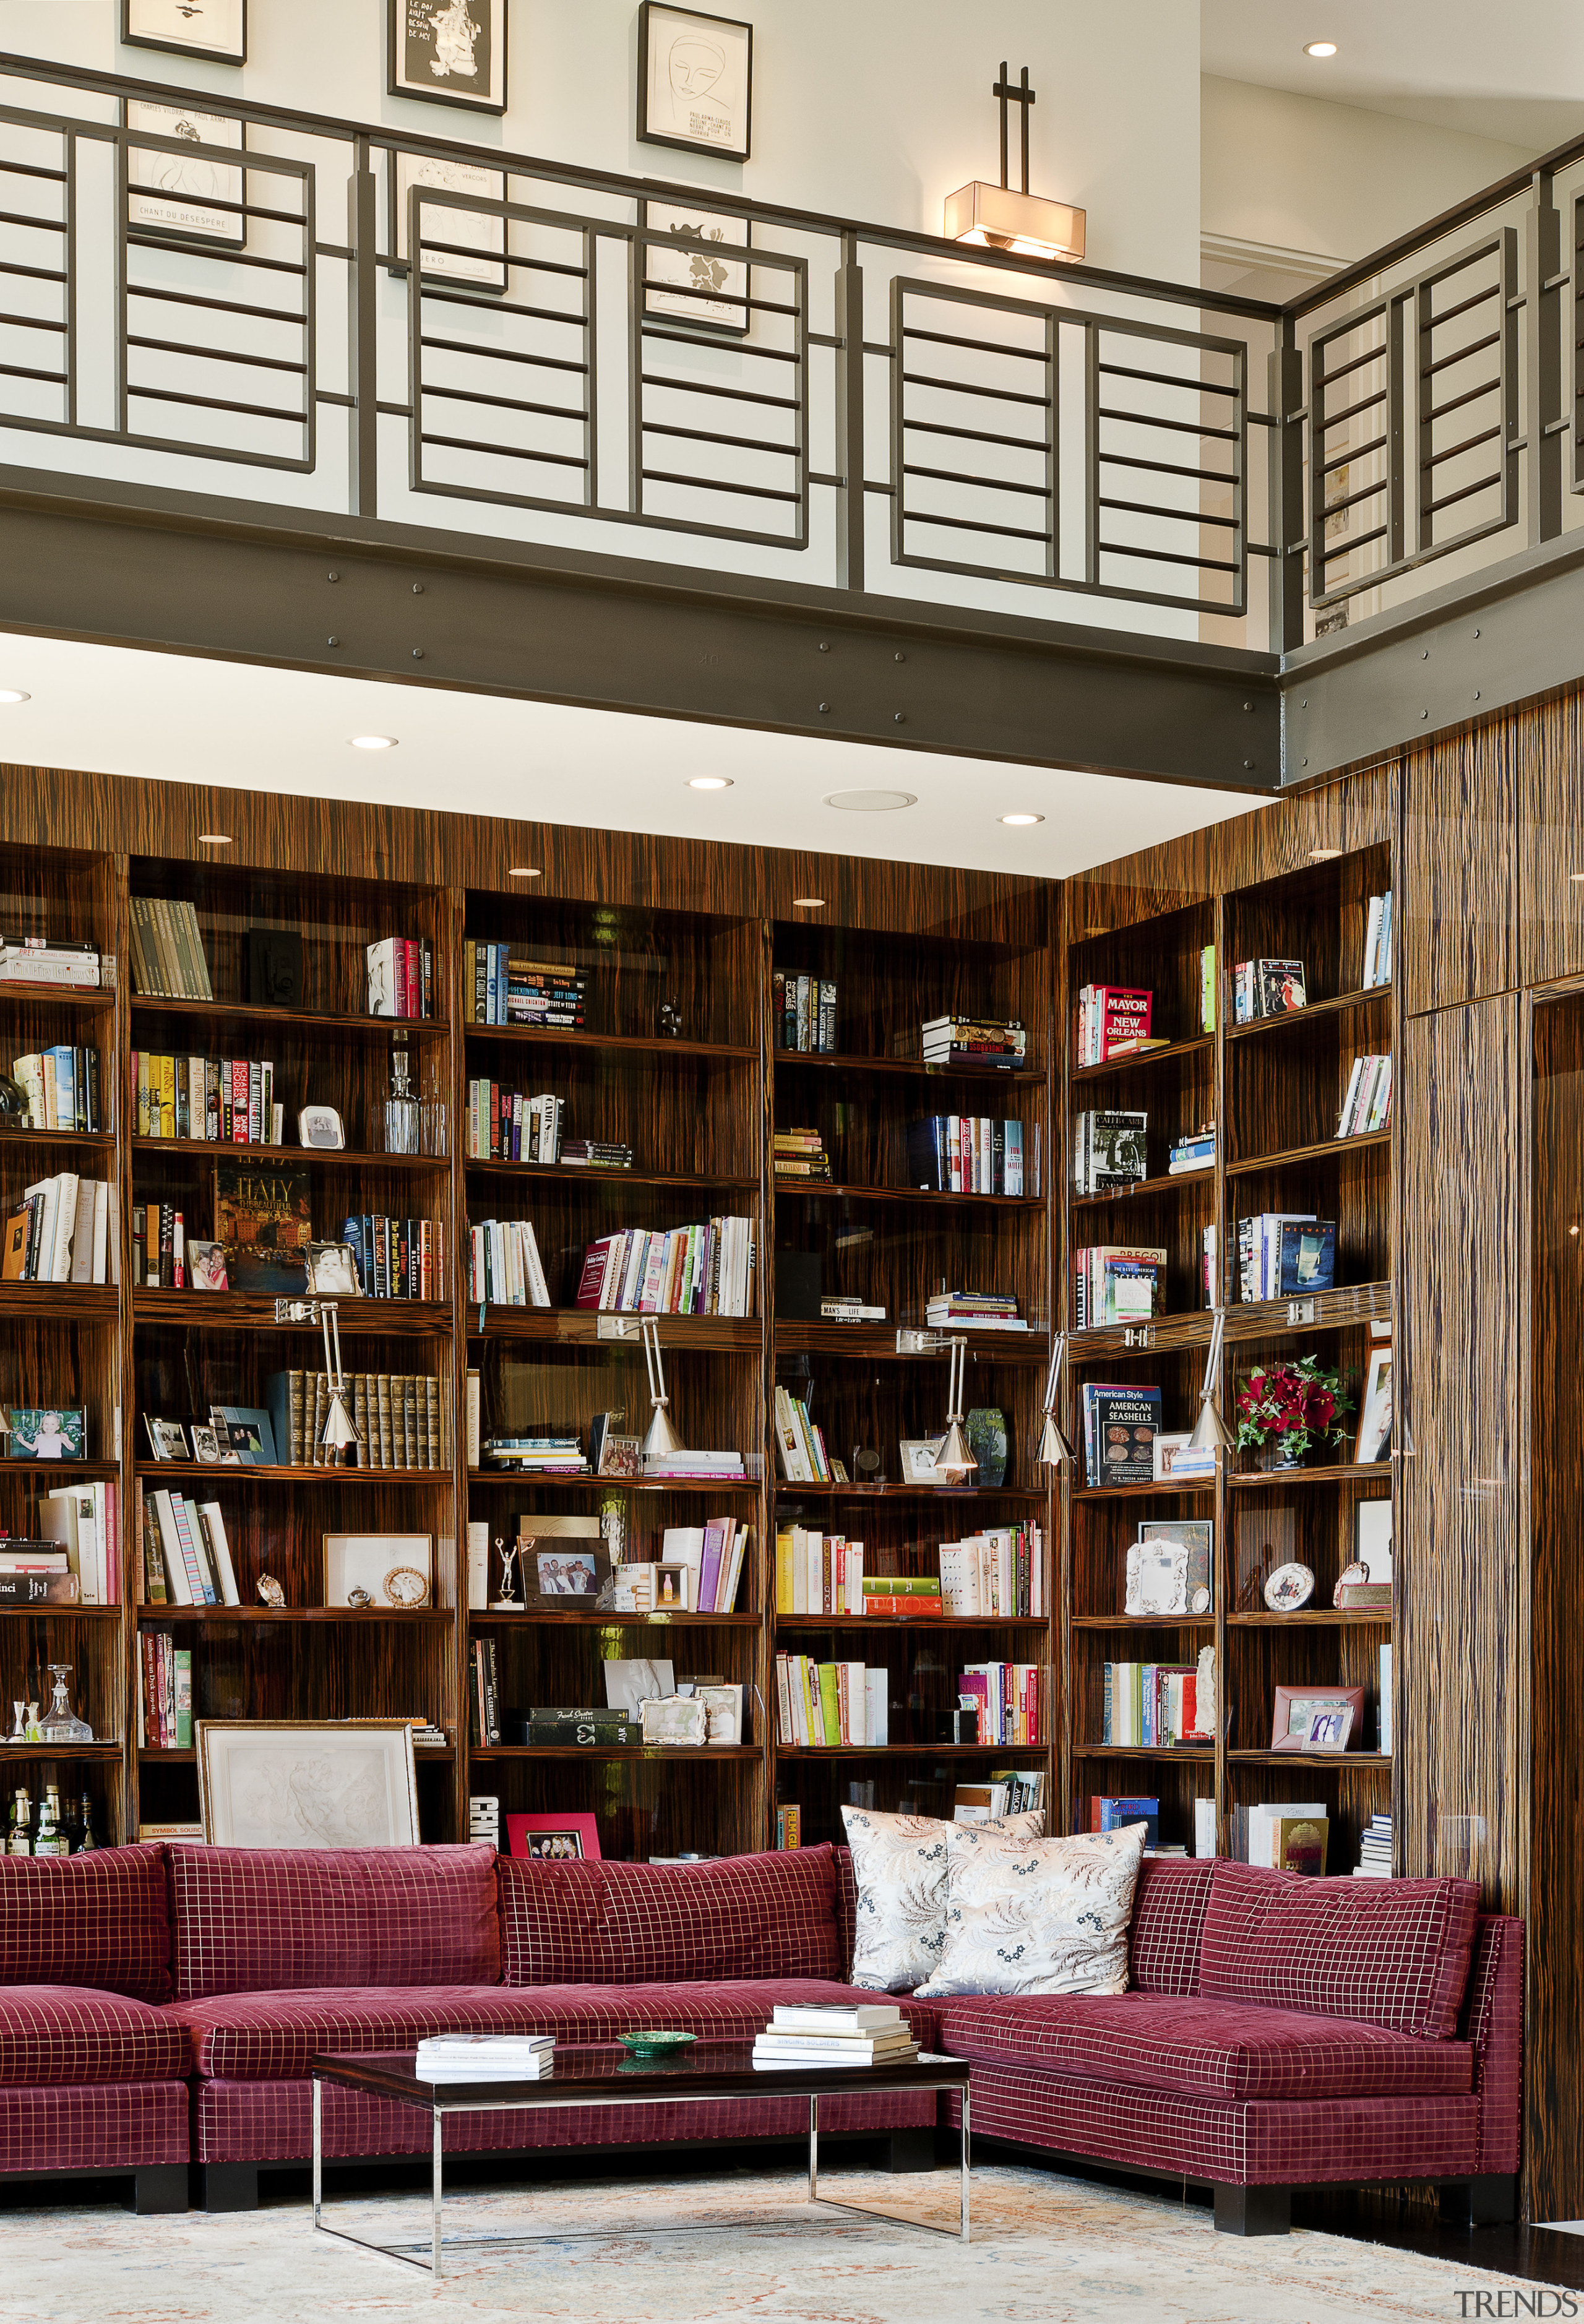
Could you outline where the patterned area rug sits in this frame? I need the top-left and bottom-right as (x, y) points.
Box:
(1, 2163), (1554, 2323)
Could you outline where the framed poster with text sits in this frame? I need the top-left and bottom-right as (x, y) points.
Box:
(638, 4), (752, 162)
(388, 0), (508, 114)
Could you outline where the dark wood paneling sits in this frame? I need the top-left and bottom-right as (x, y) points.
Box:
(1398, 996), (1526, 1911)
(1518, 684), (1584, 989)
(1400, 723), (1517, 1015)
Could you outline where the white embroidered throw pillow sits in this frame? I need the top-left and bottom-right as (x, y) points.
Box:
(841, 1805), (1044, 1991)
(913, 1822), (1148, 1999)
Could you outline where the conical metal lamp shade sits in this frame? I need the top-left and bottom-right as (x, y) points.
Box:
(1187, 1393), (1234, 1452)
(1038, 1411), (1075, 1467)
(644, 1401), (681, 1460)
(322, 1388), (361, 1451)
(934, 1418), (978, 1478)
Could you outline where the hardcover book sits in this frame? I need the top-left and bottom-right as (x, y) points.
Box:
(214, 1160), (311, 1293)
(1276, 1218), (1336, 1297)
(1083, 1384), (1163, 1487)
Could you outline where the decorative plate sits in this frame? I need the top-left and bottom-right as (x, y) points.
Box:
(384, 1565), (430, 1607)
(1264, 1561), (1316, 1614)
(1333, 1560), (1368, 1607)
(619, 2029), (697, 2060)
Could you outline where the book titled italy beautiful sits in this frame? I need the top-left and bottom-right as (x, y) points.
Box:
(213, 1159), (311, 1294)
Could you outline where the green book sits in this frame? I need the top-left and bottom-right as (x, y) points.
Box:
(173, 1650), (192, 1748)
(861, 1576), (941, 1595)
(1200, 944), (1216, 1033)
(817, 1663), (842, 1747)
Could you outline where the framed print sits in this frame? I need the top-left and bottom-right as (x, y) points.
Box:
(388, 0), (507, 114)
(145, 1416), (189, 1462)
(186, 1239), (229, 1293)
(1270, 1686), (1362, 1754)
(638, 4), (753, 161)
(506, 1810), (602, 1862)
(306, 1241), (363, 1296)
(123, 0), (246, 66)
(642, 200), (750, 335)
(898, 1437), (944, 1485)
(323, 1533), (434, 1610)
(654, 1559), (691, 1610)
(525, 1541), (613, 1606)
(390, 150), (507, 292)
(197, 1718), (419, 1846)
(1355, 1346), (1393, 1465)
(126, 101), (246, 249)
(1151, 1430), (1191, 1484)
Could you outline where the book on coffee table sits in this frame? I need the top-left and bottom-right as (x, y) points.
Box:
(415, 2034), (555, 2083)
(752, 2002), (918, 2070)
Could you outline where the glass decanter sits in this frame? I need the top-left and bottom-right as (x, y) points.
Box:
(38, 1664), (92, 1744)
(384, 1036), (420, 1155)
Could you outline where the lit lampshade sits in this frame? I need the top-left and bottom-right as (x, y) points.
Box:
(642, 1320), (684, 1461)
(945, 62), (1085, 264)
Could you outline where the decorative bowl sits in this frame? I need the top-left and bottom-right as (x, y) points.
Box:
(619, 2029), (697, 2061)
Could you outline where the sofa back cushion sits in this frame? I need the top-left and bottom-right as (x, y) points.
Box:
(0, 1843), (172, 2004)
(168, 1843), (500, 2001)
(1199, 1860), (1480, 2038)
(499, 1846), (843, 1986)
(1129, 1856), (1214, 1996)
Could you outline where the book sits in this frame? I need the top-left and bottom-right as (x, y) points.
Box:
(770, 2003), (904, 2033)
(1233, 960), (1307, 1023)
(215, 1158), (311, 1294)
(1082, 1383), (1163, 1487)
(1073, 1110), (1148, 1195)
(1077, 986), (1152, 1064)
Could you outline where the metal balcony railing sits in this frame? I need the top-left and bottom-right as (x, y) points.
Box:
(0, 48), (1579, 655)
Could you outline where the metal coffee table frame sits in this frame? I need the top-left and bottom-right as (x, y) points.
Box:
(310, 2045), (972, 2277)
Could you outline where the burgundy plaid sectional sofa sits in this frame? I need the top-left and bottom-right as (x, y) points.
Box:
(0, 1837), (1522, 2235)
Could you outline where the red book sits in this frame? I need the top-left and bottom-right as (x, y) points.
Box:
(230, 1059), (249, 1143)
(1097, 987), (1152, 1061)
(405, 938), (421, 1019)
(574, 1236), (618, 1308)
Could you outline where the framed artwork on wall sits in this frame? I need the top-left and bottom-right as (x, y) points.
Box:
(638, 4), (754, 163)
(389, 150), (509, 292)
(126, 101), (247, 251)
(642, 200), (751, 335)
(123, 0), (246, 67)
(387, 0), (508, 114)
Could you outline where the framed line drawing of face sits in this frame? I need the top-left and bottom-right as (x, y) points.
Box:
(638, 4), (754, 162)
(388, 0), (507, 114)
(126, 101), (246, 250)
(123, 0), (246, 67)
(390, 150), (508, 293)
(642, 202), (751, 336)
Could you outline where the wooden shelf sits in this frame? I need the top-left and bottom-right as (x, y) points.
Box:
(773, 1321), (1048, 1363)
(131, 1137), (446, 1172)
(1226, 986), (1391, 1041)
(775, 1614), (1047, 1630)
(467, 1309), (758, 1350)
(773, 1481), (1048, 1502)
(1229, 1608), (1392, 1625)
(465, 1159), (757, 1192)
(0, 982), (112, 1009)
(129, 996), (446, 1042)
(1228, 1462), (1392, 1491)
(774, 1051), (1043, 1086)
(1227, 1129), (1390, 1176)
(1072, 1035), (1213, 1085)
(136, 1460), (450, 1486)
(0, 1129), (117, 1156)
(775, 1180), (1042, 1210)
(1070, 1481), (1215, 1502)
(0, 1741), (121, 1760)
(1071, 1170), (1213, 1210)
(0, 1283), (116, 1319)
(468, 1471), (760, 1495)
(471, 1744), (760, 1762)
(1070, 1744), (1215, 1761)
(139, 1742), (457, 1761)
(470, 1608), (760, 1627)
(0, 1458), (119, 1481)
(0, 1604), (122, 1618)
(134, 1605), (454, 1623)
(464, 1025), (754, 1062)
(1228, 1750), (1392, 1769)
(132, 1289), (450, 1336)
(1070, 1614), (1216, 1630)
(776, 1743), (1041, 1758)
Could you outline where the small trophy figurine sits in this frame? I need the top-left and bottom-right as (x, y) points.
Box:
(491, 1536), (523, 1610)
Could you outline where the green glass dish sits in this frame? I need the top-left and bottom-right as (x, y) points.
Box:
(618, 2029), (698, 2060)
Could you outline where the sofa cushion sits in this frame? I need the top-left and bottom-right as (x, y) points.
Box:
(915, 1824), (1146, 1999)
(0, 2082), (190, 2172)
(168, 1844), (499, 2002)
(498, 1846), (845, 1987)
(0, 1985), (189, 2088)
(0, 1844), (171, 2005)
(1130, 1857), (1214, 1997)
(941, 1990), (1474, 2104)
(1199, 1862), (1481, 2039)
(840, 1809), (1044, 1991)
(174, 1977), (947, 2082)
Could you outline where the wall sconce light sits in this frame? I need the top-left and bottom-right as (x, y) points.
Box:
(319, 1302), (361, 1457)
(1038, 1334), (1074, 1468)
(944, 62), (1086, 264)
(1187, 1308), (1234, 1453)
(934, 1335), (978, 1480)
(642, 1320), (682, 1461)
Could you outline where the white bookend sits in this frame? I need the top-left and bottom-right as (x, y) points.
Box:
(843, 1659), (866, 1747)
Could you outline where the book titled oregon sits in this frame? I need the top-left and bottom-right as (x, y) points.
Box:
(213, 1159), (312, 1293)
(1083, 1383), (1163, 1487)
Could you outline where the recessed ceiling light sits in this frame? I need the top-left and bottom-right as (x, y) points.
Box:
(349, 734), (398, 751)
(1000, 812), (1044, 827)
(792, 897), (825, 908)
(508, 866), (541, 879)
(197, 833), (231, 846)
(0, 689), (30, 705)
(687, 776), (733, 790)
(822, 789), (917, 812)
(1309, 847), (1343, 861)
(1304, 40), (1337, 56)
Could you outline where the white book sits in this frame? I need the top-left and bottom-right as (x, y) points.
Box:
(1361, 895), (1384, 989)
(843, 1658), (866, 1748)
(939, 1544), (978, 1617)
(200, 1503), (241, 1606)
(522, 1221), (551, 1308)
(865, 1668), (889, 1747)
(467, 1519), (488, 1611)
(92, 1180), (110, 1286)
(69, 1179), (97, 1285)
(771, 2004), (903, 2031)
(1336, 1055), (1367, 1140)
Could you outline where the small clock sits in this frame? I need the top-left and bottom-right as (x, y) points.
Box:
(384, 1566), (429, 1608)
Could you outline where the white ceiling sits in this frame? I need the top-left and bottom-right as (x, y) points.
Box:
(1202, 0), (1584, 152)
(0, 632), (1257, 882)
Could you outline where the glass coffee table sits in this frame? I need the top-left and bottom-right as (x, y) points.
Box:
(310, 2041), (972, 2276)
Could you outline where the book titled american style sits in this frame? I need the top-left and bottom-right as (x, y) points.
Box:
(1081, 1384), (1163, 1487)
(213, 1159), (311, 1293)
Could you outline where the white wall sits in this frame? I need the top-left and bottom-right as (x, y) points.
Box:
(1202, 72), (1531, 269)
(0, 1), (1202, 281)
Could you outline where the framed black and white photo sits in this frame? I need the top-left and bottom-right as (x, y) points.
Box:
(389, 150), (507, 293)
(388, 0), (507, 115)
(638, 4), (753, 162)
(642, 200), (750, 335)
(126, 101), (246, 251)
(123, 0), (246, 67)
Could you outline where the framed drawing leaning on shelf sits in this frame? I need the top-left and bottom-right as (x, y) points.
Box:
(197, 1719), (420, 1846)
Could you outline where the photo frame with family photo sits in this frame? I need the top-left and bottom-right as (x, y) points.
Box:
(523, 1541), (613, 1606)
(505, 1812), (601, 1863)
(1270, 1685), (1363, 1753)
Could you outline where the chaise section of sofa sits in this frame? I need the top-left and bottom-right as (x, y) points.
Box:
(0, 1846), (188, 2211)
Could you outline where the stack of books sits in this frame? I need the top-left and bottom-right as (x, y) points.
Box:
(906, 1115), (1029, 1194)
(772, 1386), (829, 1482)
(919, 1015), (1026, 1071)
(468, 1217), (550, 1306)
(773, 1656), (889, 1745)
(482, 1434), (588, 1475)
(820, 1295), (885, 1323)
(643, 1448), (747, 1483)
(1233, 960), (1306, 1023)
(775, 1528), (867, 1614)
(1101, 1663), (1208, 1747)
(1235, 1214), (1336, 1303)
(38, 1482), (117, 1603)
(0, 1544), (80, 1607)
(1080, 1382), (1162, 1485)
(416, 2034), (556, 2082)
(773, 970), (837, 1053)
(938, 1524), (1043, 1617)
(0, 933), (100, 988)
(11, 1046), (103, 1132)
(774, 1128), (832, 1182)
(345, 1216), (446, 1301)
(134, 1053), (276, 1143)
(464, 944), (585, 1028)
(465, 1083), (562, 1163)
(1077, 985), (1154, 1064)
(863, 1573), (942, 1617)
(517, 1706), (640, 1749)
(1361, 892), (1393, 988)
(561, 1140), (631, 1170)
(1169, 1122), (1216, 1175)
(1071, 1244), (1164, 1328)
(958, 1769), (1044, 1820)
(959, 1662), (1044, 1746)
(364, 937), (435, 1020)
(752, 2003), (917, 2071)
(4, 1174), (115, 1284)
(1072, 1110), (1147, 1195)
(128, 898), (213, 1000)
(1336, 1056), (1392, 1139)
(1354, 1813), (1393, 1879)
(143, 1490), (240, 1607)
(140, 1630), (191, 1747)
(575, 1219), (755, 1317)
(924, 1290), (1026, 1331)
